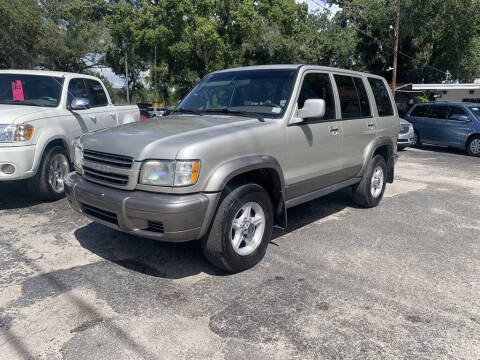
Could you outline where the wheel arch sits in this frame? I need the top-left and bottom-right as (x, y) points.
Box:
(203, 155), (286, 228)
(359, 137), (395, 183)
(33, 134), (71, 171)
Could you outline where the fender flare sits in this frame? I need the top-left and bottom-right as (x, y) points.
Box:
(33, 129), (71, 171)
(358, 136), (395, 179)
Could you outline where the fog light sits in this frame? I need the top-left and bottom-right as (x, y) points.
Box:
(1, 164), (15, 174)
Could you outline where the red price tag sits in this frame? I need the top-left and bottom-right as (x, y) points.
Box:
(12, 80), (24, 101)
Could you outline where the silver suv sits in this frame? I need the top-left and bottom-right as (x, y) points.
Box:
(65, 65), (399, 272)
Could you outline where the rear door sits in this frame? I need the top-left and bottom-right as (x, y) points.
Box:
(285, 71), (342, 200)
(423, 104), (449, 143)
(85, 79), (117, 129)
(333, 74), (375, 180)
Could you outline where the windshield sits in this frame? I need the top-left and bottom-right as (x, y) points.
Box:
(469, 106), (480, 120)
(177, 69), (298, 118)
(0, 74), (64, 107)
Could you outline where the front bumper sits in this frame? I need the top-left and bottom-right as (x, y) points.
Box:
(0, 145), (36, 181)
(65, 172), (220, 242)
(397, 128), (414, 147)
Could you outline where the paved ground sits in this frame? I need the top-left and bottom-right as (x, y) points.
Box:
(0, 147), (479, 360)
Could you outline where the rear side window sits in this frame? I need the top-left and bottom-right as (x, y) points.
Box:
(334, 75), (371, 119)
(298, 73), (336, 121)
(427, 105), (450, 119)
(85, 79), (108, 107)
(368, 78), (394, 116)
(410, 105), (428, 117)
(67, 78), (88, 106)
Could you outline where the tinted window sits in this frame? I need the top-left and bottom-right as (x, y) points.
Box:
(0, 74), (63, 107)
(448, 106), (467, 120)
(85, 79), (108, 107)
(353, 77), (371, 117)
(427, 105), (450, 119)
(67, 78), (88, 106)
(334, 75), (371, 119)
(469, 106), (480, 120)
(410, 105), (428, 117)
(298, 73), (336, 121)
(368, 78), (394, 116)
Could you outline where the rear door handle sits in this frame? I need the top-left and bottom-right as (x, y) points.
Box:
(110, 112), (116, 117)
(329, 125), (339, 135)
(89, 115), (97, 121)
(367, 122), (375, 129)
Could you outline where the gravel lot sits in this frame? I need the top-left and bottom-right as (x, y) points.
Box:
(0, 147), (479, 360)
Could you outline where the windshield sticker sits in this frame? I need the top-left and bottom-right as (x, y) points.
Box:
(272, 107), (281, 114)
(12, 80), (24, 101)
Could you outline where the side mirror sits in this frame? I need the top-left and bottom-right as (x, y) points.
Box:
(457, 115), (471, 122)
(297, 99), (326, 120)
(70, 97), (90, 110)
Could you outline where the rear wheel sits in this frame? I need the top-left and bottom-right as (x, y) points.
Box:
(412, 130), (422, 147)
(28, 145), (70, 201)
(201, 183), (273, 272)
(467, 136), (480, 157)
(352, 155), (387, 208)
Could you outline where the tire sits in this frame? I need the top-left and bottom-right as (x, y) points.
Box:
(352, 155), (387, 208)
(201, 183), (274, 272)
(28, 145), (70, 201)
(412, 130), (422, 148)
(466, 135), (480, 157)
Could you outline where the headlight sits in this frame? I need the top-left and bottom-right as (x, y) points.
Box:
(0, 124), (34, 143)
(140, 160), (200, 186)
(74, 145), (83, 173)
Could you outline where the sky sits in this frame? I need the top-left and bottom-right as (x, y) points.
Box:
(92, 0), (341, 89)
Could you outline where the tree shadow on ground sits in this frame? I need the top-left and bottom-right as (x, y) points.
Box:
(74, 188), (353, 279)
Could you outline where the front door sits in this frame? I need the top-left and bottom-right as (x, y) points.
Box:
(333, 74), (376, 180)
(85, 79), (117, 129)
(285, 72), (342, 200)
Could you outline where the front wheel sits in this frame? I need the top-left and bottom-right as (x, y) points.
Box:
(412, 130), (422, 148)
(28, 146), (70, 201)
(467, 136), (480, 157)
(201, 183), (274, 272)
(352, 155), (387, 208)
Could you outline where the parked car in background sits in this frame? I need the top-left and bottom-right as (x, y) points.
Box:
(0, 70), (140, 200)
(65, 64), (399, 272)
(153, 107), (167, 117)
(137, 102), (155, 120)
(397, 118), (414, 150)
(405, 102), (480, 156)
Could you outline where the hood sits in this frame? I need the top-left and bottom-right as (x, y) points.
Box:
(0, 104), (53, 124)
(81, 114), (261, 160)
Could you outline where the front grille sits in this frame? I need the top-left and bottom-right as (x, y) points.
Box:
(83, 150), (133, 169)
(82, 204), (118, 225)
(146, 221), (164, 233)
(83, 166), (129, 185)
(399, 125), (410, 134)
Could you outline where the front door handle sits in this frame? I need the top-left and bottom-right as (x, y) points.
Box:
(89, 115), (97, 121)
(110, 112), (116, 117)
(367, 121), (375, 130)
(329, 125), (339, 135)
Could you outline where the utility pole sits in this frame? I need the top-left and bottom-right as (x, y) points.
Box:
(124, 42), (130, 104)
(445, 70), (451, 83)
(154, 45), (157, 103)
(392, 0), (401, 93)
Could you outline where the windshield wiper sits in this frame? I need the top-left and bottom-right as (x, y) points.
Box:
(205, 108), (264, 122)
(174, 107), (203, 116)
(0, 101), (44, 107)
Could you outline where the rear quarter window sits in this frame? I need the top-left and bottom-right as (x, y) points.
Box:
(367, 78), (394, 116)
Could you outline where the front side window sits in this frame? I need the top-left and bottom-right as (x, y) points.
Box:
(448, 106), (467, 121)
(334, 75), (371, 119)
(427, 105), (450, 119)
(177, 69), (297, 118)
(368, 77), (394, 116)
(85, 79), (108, 107)
(67, 78), (88, 106)
(0, 74), (63, 107)
(298, 73), (336, 121)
